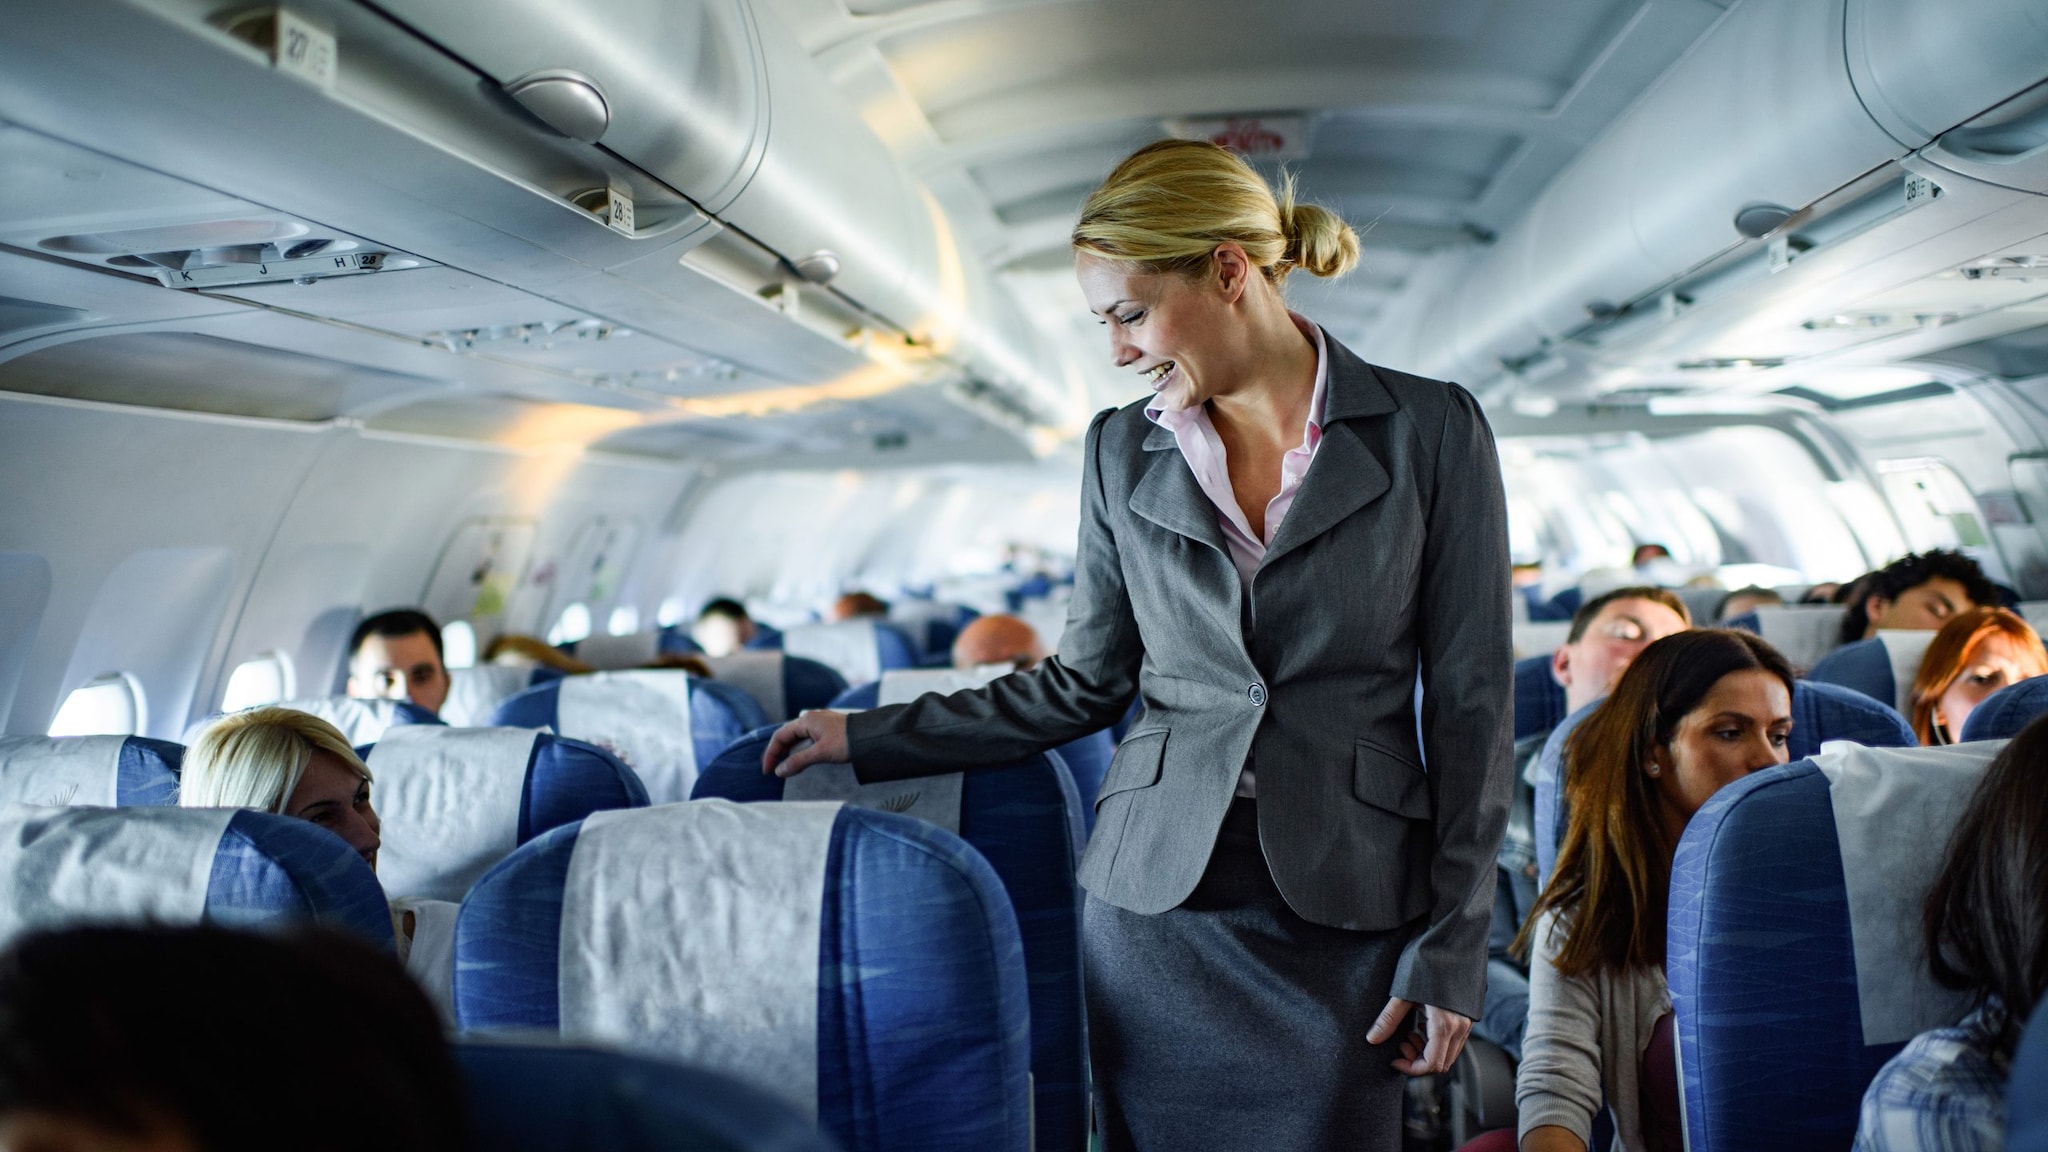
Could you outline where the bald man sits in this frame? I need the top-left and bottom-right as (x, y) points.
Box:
(951, 614), (1047, 671)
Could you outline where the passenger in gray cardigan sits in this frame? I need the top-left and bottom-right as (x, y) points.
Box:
(1512, 631), (1795, 1152)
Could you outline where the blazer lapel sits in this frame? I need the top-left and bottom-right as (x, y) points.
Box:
(1129, 424), (1232, 557)
(1258, 335), (1398, 570)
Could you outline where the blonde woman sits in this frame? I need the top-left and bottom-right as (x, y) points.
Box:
(180, 707), (456, 1012)
(765, 139), (1512, 1150)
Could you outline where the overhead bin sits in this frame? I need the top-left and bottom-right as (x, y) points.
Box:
(1397, 0), (2048, 392)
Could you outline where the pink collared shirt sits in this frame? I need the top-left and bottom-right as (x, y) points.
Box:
(1144, 313), (1329, 798)
(1143, 313), (1330, 587)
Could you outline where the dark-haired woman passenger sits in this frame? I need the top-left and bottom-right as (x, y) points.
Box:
(1513, 630), (1796, 1152)
(1853, 713), (2048, 1151)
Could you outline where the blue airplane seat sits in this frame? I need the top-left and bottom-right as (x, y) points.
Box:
(1534, 681), (1914, 881)
(874, 622), (920, 671)
(1807, 632), (1936, 714)
(455, 1042), (836, 1152)
(455, 802), (1033, 1152)
(1958, 674), (2048, 741)
(656, 625), (703, 655)
(359, 727), (646, 901)
(490, 672), (747, 803)
(1667, 742), (2000, 1152)
(831, 679), (1114, 836)
(694, 729), (1084, 1152)
(2011, 1003), (2048, 1152)
(0, 805), (392, 948)
(744, 623), (784, 650)
(0, 735), (183, 806)
(1513, 654), (1567, 741)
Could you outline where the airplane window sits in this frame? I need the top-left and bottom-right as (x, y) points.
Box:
(655, 597), (688, 628)
(547, 603), (592, 646)
(606, 606), (640, 636)
(440, 620), (478, 670)
(48, 673), (144, 737)
(219, 651), (295, 712)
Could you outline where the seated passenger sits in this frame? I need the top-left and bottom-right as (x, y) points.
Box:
(0, 924), (464, 1152)
(1630, 543), (1672, 569)
(1474, 587), (1690, 1061)
(1716, 585), (1784, 622)
(1908, 607), (2048, 745)
(1838, 551), (1998, 647)
(690, 597), (760, 657)
(347, 608), (451, 716)
(829, 591), (890, 622)
(1513, 630), (1794, 1152)
(1801, 581), (1844, 605)
(1853, 712), (2048, 1151)
(177, 707), (454, 1004)
(951, 613), (1047, 671)
(484, 632), (595, 675)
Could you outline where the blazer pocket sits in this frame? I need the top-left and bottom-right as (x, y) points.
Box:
(1096, 730), (1167, 808)
(1352, 740), (1431, 820)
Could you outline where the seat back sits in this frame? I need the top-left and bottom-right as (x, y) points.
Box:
(834, 670), (1114, 835)
(1730, 604), (1849, 671)
(0, 735), (181, 807)
(1533, 681), (1915, 880)
(490, 671), (742, 802)
(364, 726), (645, 901)
(2011, 1003), (2048, 1152)
(268, 696), (443, 743)
(702, 651), (793, 722)
(888, 600), (977, 662)
(783, 620), (918, 685)
(1806, 631), (1936, 714)
(1512, 655), (1567, 741)
(455, 801), (1033, 1152)
(0, 804), (392, 947)
(1958, 674), (2048, 741)
(455, 1041), (836, 1152)
(570, 630), (661, 670)
(695, 729), (1084, 1152)
(441, 665), (542, 727)
(1511, 621), (1572, 660)
(1667, 742), (2001, 1152)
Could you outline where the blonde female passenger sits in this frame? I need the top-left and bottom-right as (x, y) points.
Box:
(179, 706), (458, 1015)
(765, 139), (1512, 1151)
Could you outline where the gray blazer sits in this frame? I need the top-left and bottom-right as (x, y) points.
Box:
(847, 331), (1513, 1016)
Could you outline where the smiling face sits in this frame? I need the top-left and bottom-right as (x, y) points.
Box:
(282, 749), (381, 870)
(1651, 668), (1792, 837)
(1934, 630), (2044, 740)
(1076, 250), (1252, 412)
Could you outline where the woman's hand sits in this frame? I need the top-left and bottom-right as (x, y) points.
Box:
(761, 710), (850, 777)
(1367, 997), (1472, 1076)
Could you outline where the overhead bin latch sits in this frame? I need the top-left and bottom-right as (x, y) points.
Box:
(216, 7), (337, 90)
(505, 70), (613, 144)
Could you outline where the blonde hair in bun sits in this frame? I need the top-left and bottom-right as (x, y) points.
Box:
(1072, 138), (1359, 284)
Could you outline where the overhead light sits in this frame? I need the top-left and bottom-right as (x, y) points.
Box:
(1733, 202), (1796, 239)
(1675, 356), (1786, 371)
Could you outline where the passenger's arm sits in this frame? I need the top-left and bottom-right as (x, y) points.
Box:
(1387, 382), (1515, 1019)
(767, 409), (1143, 782)
(1520, 1126), (1587, 1152)
(1513, 915), (1606, 1150)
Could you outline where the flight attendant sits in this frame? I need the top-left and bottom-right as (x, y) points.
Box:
(765, 138), (1512, 1151)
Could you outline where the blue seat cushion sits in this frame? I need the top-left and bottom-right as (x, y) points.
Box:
(2011, 1002), (2048, 1152)
(204, 810), (395, 947)
(873, 624), (920, 672)
(1806, 638), (1893, 708)
(694, 730), (1083, 1152)
(785, 656), (849, 714)
(455, 806), (1033, 1152)
(1668, 760), (1901, 1151)
(118, 737), (184, 805)
(1513, 655), (1567, 741)
(1959, 674), (2048, 741)
(455, 1042), (834, 1152)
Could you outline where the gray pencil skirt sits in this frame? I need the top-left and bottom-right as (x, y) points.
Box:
(1083, 798), (1416, 1152)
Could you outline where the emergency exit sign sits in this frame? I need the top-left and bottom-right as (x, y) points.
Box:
(1164, 115), (1310, 160)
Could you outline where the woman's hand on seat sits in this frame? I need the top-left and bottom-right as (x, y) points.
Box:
(761, 710), (850, 777)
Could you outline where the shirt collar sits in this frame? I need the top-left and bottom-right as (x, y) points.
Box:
(1144, 311), (1331, 439)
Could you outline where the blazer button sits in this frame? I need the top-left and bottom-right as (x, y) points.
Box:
(1248, 683), (1266, 707)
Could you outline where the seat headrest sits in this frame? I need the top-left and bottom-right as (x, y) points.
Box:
(0, 735), (180, 807)
(1959, 675), (2048, 742)
(877, 666), (1002, 705)
(261, 696), (443, 744)
(441, 665), (537, 727)
(782, 622), (883, 685)
(454, 1041), (835, 1152)
(573, 631), (661, 671)
(1747, 604), (1850, 671)
(1512, 655), (1567, 740)
(0, 805), (391, 949)
(1873, 630), (1938, 713)
(554, 671), (697, 803)
(1511, 621), (1572, 660)
(1792, 680), (1915, 751)
(702, 652), (788, 722)
(366, 726), (543, 901)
